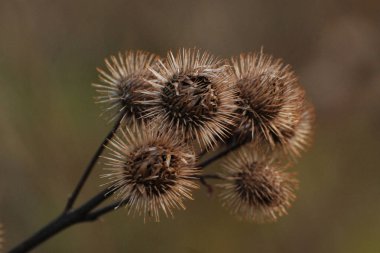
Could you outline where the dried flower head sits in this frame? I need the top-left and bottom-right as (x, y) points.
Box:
(142, 48), (236, 148)
(93, 50), (159, 127)
(270, 101), (316, 159)
(101, 127), (199, 222)
(230, 51), (305, 149)
(219, 149), (298, 222)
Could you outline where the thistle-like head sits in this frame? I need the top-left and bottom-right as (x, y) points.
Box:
(230, 51), (306, 153)
(142, 48), (237, 148)
(101, 127), (199, 221)
(219, 149), (298, 222)
(93, 50), (159, 128)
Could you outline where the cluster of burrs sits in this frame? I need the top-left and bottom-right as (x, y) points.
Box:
(93, 48), (315, 223)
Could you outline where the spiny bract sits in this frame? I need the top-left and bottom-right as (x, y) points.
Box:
(141, 48), (237, 148)
(230, 51), (306, 152)
(270, 101), (316, 159)
(93, 50), (159, 128)
(219, 148), (298, 222)
(101, 127), (199, 222)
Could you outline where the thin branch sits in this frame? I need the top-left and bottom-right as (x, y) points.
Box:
(199, 174), (225, 180)
(197, 140), (243, 169)
(83, 198), (129, 222)
(86, 174), (226, 221)
(198, 174), (225, 194)
(10, 131), (246, 253)
(72, 187), (118, 216)
(9, 187), (117, 253)
(64, 114), (123, 213)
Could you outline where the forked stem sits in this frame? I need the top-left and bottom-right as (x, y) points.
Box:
(10, 128), (244, 253)
(9, 188), (117, 253)
(63, 113), (123, 213)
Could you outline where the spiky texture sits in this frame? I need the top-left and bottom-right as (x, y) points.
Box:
(219, 149), (298, 222)
(101, 127), (199, 222)
(270, 101), (316, 159)
(230, 52), (305, 149)
(142, 48), (237, 148)
(93, 50), (159, 128)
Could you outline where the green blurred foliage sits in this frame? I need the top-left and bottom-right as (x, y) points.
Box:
(1, 0), (379, 252)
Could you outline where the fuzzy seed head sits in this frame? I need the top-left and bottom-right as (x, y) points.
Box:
(143, 48), (237, 148)
(270, 101), (316, 159)
(102, 127), (199, 222)
(220, 149), (298, 222)
(230, 52), (305, 149)
(93, 50), (159, 127)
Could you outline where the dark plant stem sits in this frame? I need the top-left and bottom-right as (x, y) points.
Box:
(83, 198), (130, 222)
(86, 173), (226, 220)
(198, 174), (225, 194)
(9, 188), (117, 253)
(197, 140), (243, 169)
(9, 132), (244, 253)
(64, 114), (123, 213)
(200, 174), (225, 180)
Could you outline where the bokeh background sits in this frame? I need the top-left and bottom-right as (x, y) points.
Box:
(1, 0), (379, 252)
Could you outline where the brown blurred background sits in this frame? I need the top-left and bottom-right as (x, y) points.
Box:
(1, 0), (379, 252)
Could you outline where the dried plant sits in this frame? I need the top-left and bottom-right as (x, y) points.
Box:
(9, 48), (315, 253)
(142, 48), (237, 148)
(230, 51), (306, 152)
(219, 149), (298, 222)
(93, 50), (159, 128)
(270, 101), (316, 159)
(101, 127), (199, 221)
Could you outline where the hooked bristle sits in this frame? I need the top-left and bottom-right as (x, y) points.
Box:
(93, 50), (159, 128)
(141, 48), (237, 149)
(219, 148), (298, 222)
(269, 101), (316, 159)
(230, 51), (306, 150)
(101, 126), (199, 222)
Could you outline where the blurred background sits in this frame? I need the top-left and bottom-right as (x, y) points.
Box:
(1, 0), (379, 252)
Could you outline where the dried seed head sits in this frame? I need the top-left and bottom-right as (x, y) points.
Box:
(93, 50), (159, 127)
(219, 149), (298, 222)
(270, 101), (316, 159)
(142, 48), (236, 148)
(230, 51), (305, 149)
(101, 127), (199, 222)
